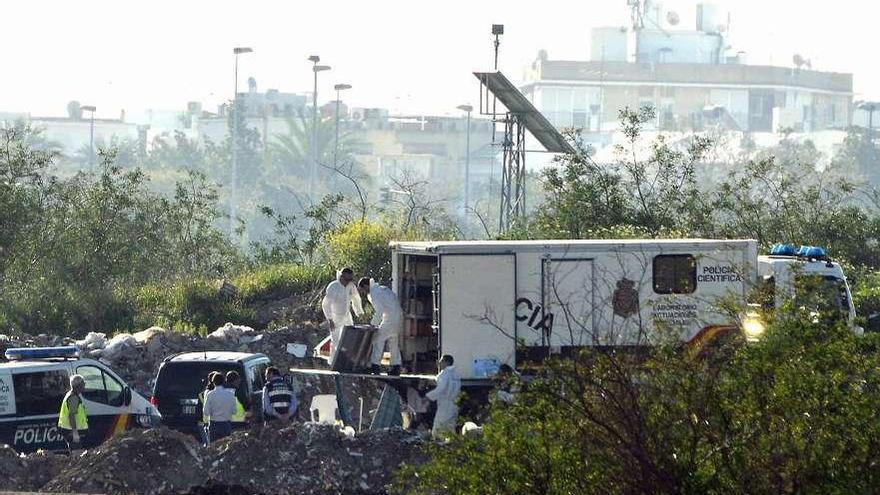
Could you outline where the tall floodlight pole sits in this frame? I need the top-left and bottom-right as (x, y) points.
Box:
(456, 104), (473, 212)
(231, 47), (253, 235)
(334, 83), (352, 167)
(81, 105), (96, 170)
(308, 55), (331, 203)
(492, 24), (504, 70)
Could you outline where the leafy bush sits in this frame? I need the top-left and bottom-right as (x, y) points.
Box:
(127, 263), (331, 334)
(405, 314), (880, 495)
(233, 263), (333, 303)
(326, 221), (397, 282)
(131, 280), (255, 333)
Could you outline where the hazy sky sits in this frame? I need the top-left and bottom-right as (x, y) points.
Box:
(4, 0), (876, 120)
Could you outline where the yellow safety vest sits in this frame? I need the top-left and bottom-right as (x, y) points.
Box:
(231, 398), (246, 423)
(58, 392), (88, 430)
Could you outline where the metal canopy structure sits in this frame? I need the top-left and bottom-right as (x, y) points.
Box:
(475, 71), (574, 232)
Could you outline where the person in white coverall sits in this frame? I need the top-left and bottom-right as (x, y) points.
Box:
(321, 267), (364, 350)
(357, 277), (404, 375)
(426, 354), (461, 439)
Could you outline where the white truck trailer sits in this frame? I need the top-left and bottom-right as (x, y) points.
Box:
(389, 239), (856, 382)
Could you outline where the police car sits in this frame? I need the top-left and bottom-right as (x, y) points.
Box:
(0, 346), (160, 453)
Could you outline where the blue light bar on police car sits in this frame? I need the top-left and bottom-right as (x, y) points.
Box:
(4, 346), (80, 361)
(770, 244), (797, 256)
(796, 245), (828, 260)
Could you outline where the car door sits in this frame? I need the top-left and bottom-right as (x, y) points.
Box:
(0, 368), (69, 453)
(76, 364), (130, 447)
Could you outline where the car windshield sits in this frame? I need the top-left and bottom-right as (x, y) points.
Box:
(155, 362), (239, 395)
(794, 275), (850, 321)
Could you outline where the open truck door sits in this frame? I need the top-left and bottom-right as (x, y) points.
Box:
(439, 254), (517, 379)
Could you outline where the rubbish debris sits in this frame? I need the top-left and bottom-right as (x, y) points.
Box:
(22, 425), (428, 495)
(286, 342), (308, 358)
(0, 444), (64, 492)
(75, 331), (106, 352)
(208, 322), (256, 342)
(133, 326), (165, 345)
(42, 428), (206, 495)
(202, 423), (427, 495)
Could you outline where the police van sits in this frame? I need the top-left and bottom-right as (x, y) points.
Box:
(388, 239), (858, 382)
(0, 346), (160, 453)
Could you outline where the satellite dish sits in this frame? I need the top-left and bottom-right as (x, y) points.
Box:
(666, 11), (680, 26)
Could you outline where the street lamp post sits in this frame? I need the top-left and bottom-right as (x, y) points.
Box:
(333, 83), (352, 167)
(81, 105), (96, 170)
(456, 104), (473, 212)
(308, 55), (331, 203)
(231, 47), (253, 236)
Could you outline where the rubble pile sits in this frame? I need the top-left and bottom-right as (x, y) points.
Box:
(42, 428), (207, 495)
(0, 444), (65, 492)
(26, 425), (426, 495)
(48, 322), (330, 397)
(203, 423), (426, 495)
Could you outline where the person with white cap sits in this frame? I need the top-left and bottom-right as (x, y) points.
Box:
(357, 277), (404, 375)
(58, 374), (88, 450)
(321, 267), (365, 350)
(426, 354), (461, 440)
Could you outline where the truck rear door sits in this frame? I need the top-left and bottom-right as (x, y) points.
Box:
(439, 254), (516, 379)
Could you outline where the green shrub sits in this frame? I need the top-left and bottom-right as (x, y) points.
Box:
(131, 279), (255, 332)
(127, 263), (330, 333)
(326, 221), (396, 282)
(233, 263), (332, 303)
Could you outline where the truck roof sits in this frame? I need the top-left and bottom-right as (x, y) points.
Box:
(164, 351), (267, 364)
(391, 239), (757, 255)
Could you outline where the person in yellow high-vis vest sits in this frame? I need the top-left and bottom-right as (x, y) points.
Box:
(58, 374), (88, 450)
(225, 371), (249, 430)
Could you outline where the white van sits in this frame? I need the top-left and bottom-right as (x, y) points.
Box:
(0, 346), (160, 453)
(389, 239), (856, 382)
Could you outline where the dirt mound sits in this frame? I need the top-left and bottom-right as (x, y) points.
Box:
(42, 428), (206, 495)
(204, 423), (426, 495)
(29, 424), (426, 495)
(180, 481), (261, 495)
(0, 444), (65, 492)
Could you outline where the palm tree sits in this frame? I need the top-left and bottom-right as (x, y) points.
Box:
(268, 109), (357, 178)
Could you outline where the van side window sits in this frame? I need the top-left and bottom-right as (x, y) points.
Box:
(653, 255), (697, 294)
(77, 365), (124, 407)
(249, 362), (267, 393)
(13, 370), (68, 416)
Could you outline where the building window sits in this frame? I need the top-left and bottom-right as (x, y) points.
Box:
(13, 370), (68, 416)
(653, 255), (697, 294)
